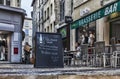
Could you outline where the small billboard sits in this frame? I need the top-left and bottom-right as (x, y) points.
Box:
(34, 32), (64, 68)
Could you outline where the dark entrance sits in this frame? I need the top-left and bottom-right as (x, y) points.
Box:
(58, 24), (70, 51)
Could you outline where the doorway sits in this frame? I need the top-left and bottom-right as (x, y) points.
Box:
(110, 20), (120, 43)
(0, 31), (11, 61)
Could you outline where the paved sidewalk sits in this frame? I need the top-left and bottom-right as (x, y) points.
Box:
(0, 61), (120, 76)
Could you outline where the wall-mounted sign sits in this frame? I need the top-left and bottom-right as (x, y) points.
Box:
(65, 16), (73, 23)
(14, 48), (18, 54)
(59, 27), (67, 38)
(35, 32), (64, 68)
(71, 0), (120, 29)
(80, 7), (90, 16)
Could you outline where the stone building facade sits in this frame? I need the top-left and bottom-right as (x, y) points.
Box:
(71, 0), (119, 50)
(56, 0), (73, 50)
(0, 0), (25, 62)
(31, 0), (61, 33)
(0, 0), (21, 7)
(31, 0), (120, 51)
(22, 17), (32, 58)
(43, 0), (60, 33)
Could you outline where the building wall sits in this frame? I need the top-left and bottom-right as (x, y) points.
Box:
(0, 0), (21, 7)
(0, 6), (25, 62)
(11, 0), (21, 7)
(71, 0), (117, 50)
(72, 0), (101, 21)
(22, 17), (32, 58)
(71, 0), (101, 50)
(43, 0), (60, 32)
(22, 18), (32, 46)
(39, 0), (44, 32)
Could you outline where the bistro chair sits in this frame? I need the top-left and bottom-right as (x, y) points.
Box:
(95, 41), (106, 67)
(104, 45), (112, 67)
(80, 44), (89, 66)
(111, 44), (120, 68)
(64, 51), (73, 66)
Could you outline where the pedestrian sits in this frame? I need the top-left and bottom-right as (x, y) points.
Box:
(0, 41), (5, 61)
(74, 42), (81, 65)
(24, 42), (31, 64)
(84, 33), (88, 44)
(75, 42), (81, 58)
(88, 31), (95, 47)
(81, 34), (85, 44)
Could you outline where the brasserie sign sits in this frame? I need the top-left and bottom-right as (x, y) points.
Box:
(71, 0), (120, 29)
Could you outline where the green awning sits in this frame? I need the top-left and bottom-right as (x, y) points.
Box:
(71, 0), (120, 29)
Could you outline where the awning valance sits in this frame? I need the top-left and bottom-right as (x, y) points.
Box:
(71, 0), (120, 29)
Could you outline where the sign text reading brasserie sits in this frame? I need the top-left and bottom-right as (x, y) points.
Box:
(71, 0), (120, 29)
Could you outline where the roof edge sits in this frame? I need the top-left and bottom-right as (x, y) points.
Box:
(0, 5), (26, 15)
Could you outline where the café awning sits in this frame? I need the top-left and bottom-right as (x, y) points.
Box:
(71, 0), (120, 29)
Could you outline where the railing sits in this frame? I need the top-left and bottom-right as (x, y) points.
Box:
(63, 42), (120, 68)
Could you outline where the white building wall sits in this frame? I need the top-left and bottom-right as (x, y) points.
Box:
(22, 18), (32, 57)
(11, 0), (21, 7)
(43, 0), (60, 33)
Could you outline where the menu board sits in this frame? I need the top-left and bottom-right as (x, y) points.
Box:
(34, 32), (64, 68)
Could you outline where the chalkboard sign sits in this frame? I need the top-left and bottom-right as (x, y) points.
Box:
(34, 32), (64, 68)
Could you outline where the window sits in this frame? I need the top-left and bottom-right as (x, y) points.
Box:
(6, 0), (10, 6)
(44, 28), (46, 32)
(0, 0), (4, 5)
(29, 30), (32, 36)
(74, 0), (89, 8)
(44, 11), (46, 20)
(47, 26), (49, 32)
(25, 29), (29, 35)
(25, 22), (29, 27)
(47, 7), (49, 19)
(71, 0), (73, 14)
(53, 22), (56, 32)
(17, 0), (20, 7)
(50, 4), (53, 15)
(60, 0), (65, 21)
(50, 24), (52, 32)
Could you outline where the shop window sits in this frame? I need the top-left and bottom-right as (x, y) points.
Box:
(0, 0), (4, 5)
(76, 21), (96, 47)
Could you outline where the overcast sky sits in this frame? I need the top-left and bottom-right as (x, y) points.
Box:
(21, 0), (33, 18)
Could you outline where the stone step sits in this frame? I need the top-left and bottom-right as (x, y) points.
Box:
(0, 61), (120, 76)
(0, 61), (33, 69)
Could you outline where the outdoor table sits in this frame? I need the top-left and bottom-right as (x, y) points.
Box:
(64, 50), (77, 66)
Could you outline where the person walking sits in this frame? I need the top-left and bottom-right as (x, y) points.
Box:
(0, 45), (5, 60)
(24, 42), (31, 64)
(88, 31), (95, 47)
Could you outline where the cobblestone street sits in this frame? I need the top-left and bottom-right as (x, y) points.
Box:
(0, 61), (120, 79)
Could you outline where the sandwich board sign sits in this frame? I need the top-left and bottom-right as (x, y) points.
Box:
(34, 32), (64, 68)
